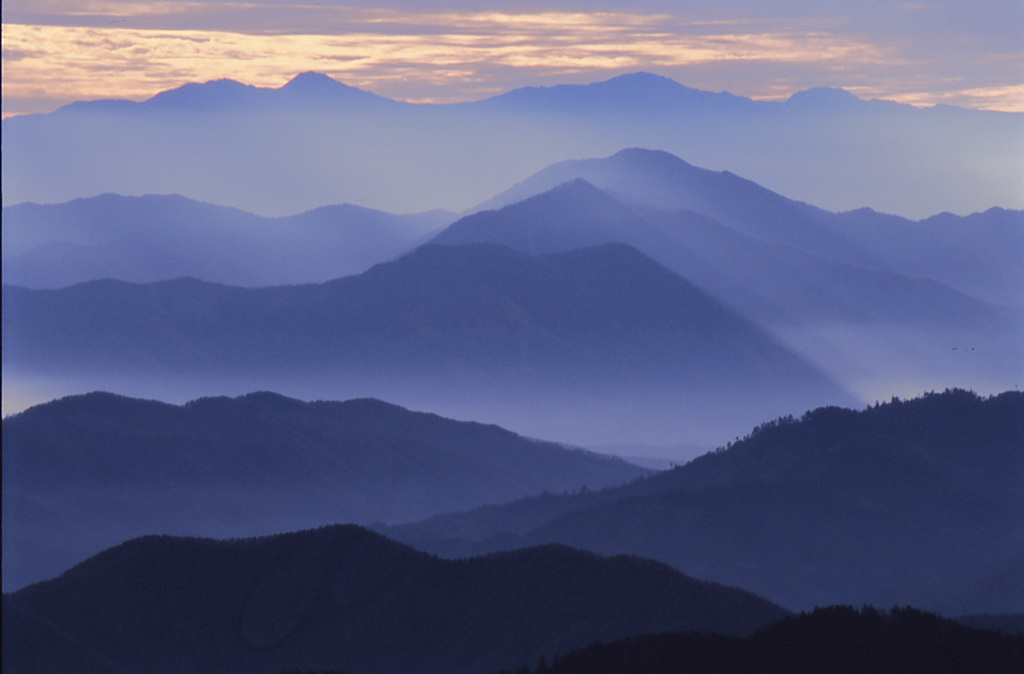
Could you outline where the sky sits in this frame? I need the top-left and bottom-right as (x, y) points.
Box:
(3, 0), (1023, 117)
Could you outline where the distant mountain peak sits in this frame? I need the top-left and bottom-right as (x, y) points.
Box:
(278, 71), (397, 106)
(602, 71), (688, 88)
(536, 177), (606, 199)
(786, 87), (864, 108)
(283, 71), (341, 89)
(608, 147), (699, 171)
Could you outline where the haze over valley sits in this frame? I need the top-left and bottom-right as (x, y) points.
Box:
(5, 143), (1021, 449)
(3, 67), (1023, 673)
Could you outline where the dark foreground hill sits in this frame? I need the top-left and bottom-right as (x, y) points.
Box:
(2, 242), (853, 447)
(386, 390), (1024, 615)
(499, 606), (1024, 674)
(1, 525), (788, 674)
(1, 392), (646, 591)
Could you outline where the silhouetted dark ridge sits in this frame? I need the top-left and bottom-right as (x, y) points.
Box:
(955, 613), (1024, 636)
(500, 606), (1024, 674)
(2, 391), (647, 590)
(387, 390), (1024, 616)
(2, 525), (788, 674)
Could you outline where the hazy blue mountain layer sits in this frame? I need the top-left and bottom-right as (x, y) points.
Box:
(384, 390), (1024, 616)
(4, 72), (1018, 218)
(439, 151), (1023, 402)
(2, 193), (451, 288)
(1, 391), (647, 591)
(1, 525), (788, 674)
(436, 168), (1016, 324)
(2, 242), (854, 447)
(468, 148), (1024, 309)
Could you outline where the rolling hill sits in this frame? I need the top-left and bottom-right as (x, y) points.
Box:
(1, 525), (788, 674)
(1, 391), (647, 591)
(384, 390), (1024, 616)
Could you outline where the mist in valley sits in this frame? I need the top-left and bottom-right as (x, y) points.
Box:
(3, 70), (1023, 674)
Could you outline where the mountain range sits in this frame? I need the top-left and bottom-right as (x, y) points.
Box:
(4, 71), (1024, 674)
(465, 148), (1024, 309)
(1, 392), (646, 591)
(2, 525), (788, 674)
(382, 389), (1024, 616)
(428, 150), (1024, 407)
(5, 392), (1021, 671)
(2, 194), (452, 288)
(3, 240), (856, 448)
(4, 72), (1020, 218)
(6, 147), (1021, 438)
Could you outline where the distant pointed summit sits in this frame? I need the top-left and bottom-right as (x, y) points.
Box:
(282, 71), (340, 90)
(432, 178), (660, 255)
(278, 71), (398, 107)
(786, 87), (864, 109)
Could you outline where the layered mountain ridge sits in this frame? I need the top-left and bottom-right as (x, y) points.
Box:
(2, 524), (788, 674)
(3, 240), (855, 448)
(384, 389), (1024, 616)
(2, 193), (452, 288)
(5, 72), (1018, 217)
(1, 391), (647, 591)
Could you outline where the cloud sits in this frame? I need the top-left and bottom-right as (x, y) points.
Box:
(2, 2), (1022, 115)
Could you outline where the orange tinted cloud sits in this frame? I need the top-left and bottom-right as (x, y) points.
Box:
(2, 5), (1021, 116)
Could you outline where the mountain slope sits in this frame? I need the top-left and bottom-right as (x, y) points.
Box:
(1, 391), (647, 591)
(2, 242), (854, 447)
(1, 193), (451, 287)
(470, 148), (864, 266)
(828, 206), (1024, 307)
(471, 148), (1024, 309)
(433, 178), (673, 255)
(1, 525), (789, 674)
(385, 390), (1024, 615)
(439, 167), (1012, 326)
(446, 150), (1023, 400)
